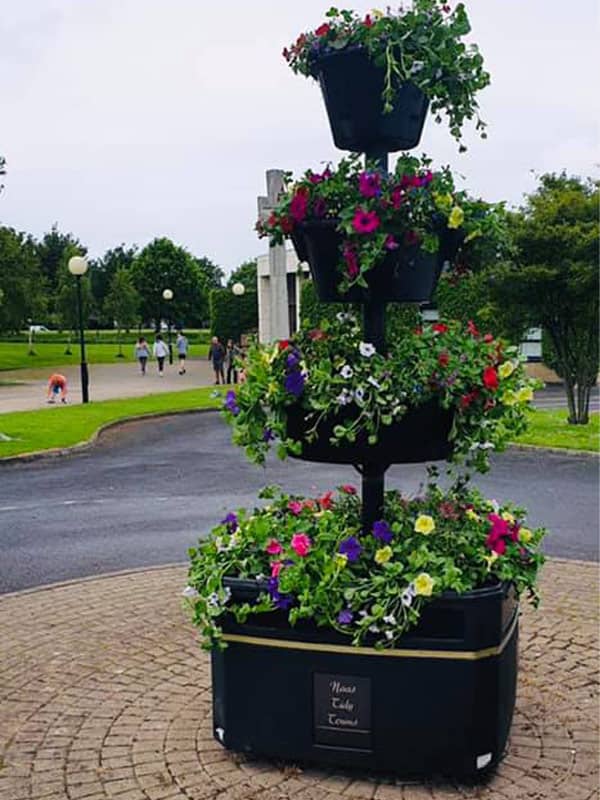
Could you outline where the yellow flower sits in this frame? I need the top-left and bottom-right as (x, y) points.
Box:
(433, 192), (453, 212)
(501, 511), (515, 524)
(375, 546), (393, 565)
(516, 386), (534, 404)
(519, 528), (533, 544)
(483, 552), (499, 571)
(448, 206), (465, 229)
(501, 390), (518, 406)
(334, 553), (348, 569)
(498, 361), (515, 379)
(267, 381), (278, 397)
(465, 509), (480, 522)
(414, 514), (436, 535)
(414, 573), (434, 596)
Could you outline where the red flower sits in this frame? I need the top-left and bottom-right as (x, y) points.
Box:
(290, 187), (309, 222)
(308, 328), (327, 341)
(340, 484), (357, 495)
(460, 390), (479, 409)
(319, 491), (334, 510)
(363, 13), (373, 26)
(278, 339), (290, 351)
(432, 323), (449, 334)
(414, 327), (423, 335)
(268, 212), (277, 227)
(302, 499), (316, 511)
(352, 208), (380, 234)
(391, 188), (404, 209)
(438, 351), (449, 368)
(486, 533), (506, 555)
(315, 23), (331, 37)
(280, 215), (294, 234)
(483, 333), (494, 343)
(439, 501), (460, 520)
(467, 320), (480, 337)
(343, 244), (360, 278)
(484, 398), (496, 411)
(483, 366), (499, 392)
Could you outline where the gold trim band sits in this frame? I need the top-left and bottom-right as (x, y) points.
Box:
(222, 612), (518, 662)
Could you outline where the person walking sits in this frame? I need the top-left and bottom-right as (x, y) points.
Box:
(225, 339), (241, 384)
(46, 373), (68, 403)
(208, 336), (226, 385)
(153, 334), (169, 376)
(134, 336), (150, 375)
(176, 330), (189, 375)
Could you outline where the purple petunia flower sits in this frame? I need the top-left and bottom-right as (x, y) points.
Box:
(221, 512), (238, 533)
(267, 576), (293, 610)
(262, 427), (275, 442)
(337, 609), (354, 625)
(284, 371), (305, 398)
(224, 390), (240, 416)
(286, 350), (301, 369)
(338, 536), (362, 563)
(372, 520), (393, 543)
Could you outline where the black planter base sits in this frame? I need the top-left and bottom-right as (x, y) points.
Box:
(212, 582), (518, 779)
(286, 399), (455, 465)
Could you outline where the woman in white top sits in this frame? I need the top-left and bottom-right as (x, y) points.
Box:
(152, 334), (169, 376)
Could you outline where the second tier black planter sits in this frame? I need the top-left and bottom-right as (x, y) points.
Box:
(212, 579), (518, 779)
(292, 219), (462, 304)
(285, 399), (454, 465)
(311, 47), (429, 153)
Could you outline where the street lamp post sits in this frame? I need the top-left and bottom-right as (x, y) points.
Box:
(232, 282), (245, 297)
(162, 288), (174, 365)
(68, 255), (89, 403)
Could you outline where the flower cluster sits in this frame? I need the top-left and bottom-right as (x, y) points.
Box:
(222, 315), (540, 473)
(283, 3), (490, 147)
(256, 154), (506, 291)
(185, 481), (546, 650)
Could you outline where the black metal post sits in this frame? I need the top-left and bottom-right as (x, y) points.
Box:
(167, 319), (173, 365)
(359, 148), (390, 534)
(75, 276), (89, 404)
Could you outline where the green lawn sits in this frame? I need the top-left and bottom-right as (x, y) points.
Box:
(0, 399), (596, 460)
(515, 409), (599, 452)
(0, 341), (208, 371)
(0, 388), (221, 458)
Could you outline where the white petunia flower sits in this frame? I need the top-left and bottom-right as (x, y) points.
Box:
(337, 389), (353, 406)
(401, 591), (413, 608)
(359, 342), (376, 358)
(182, 585), (199, 598)
(207, 592), (220, 607)
(354, 387), (365, 403)
(367, 376), (381, 389)
(368, 624), (380, 633)
(385, 630), (394, 641)
(383, 614), (396, 625)
(340, 364), (354, 379)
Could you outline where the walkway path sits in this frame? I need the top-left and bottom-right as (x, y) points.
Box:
(0, 559), (597, 800)
(0, 359), (216, 413)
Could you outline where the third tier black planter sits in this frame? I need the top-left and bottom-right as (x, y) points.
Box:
(292, 219), (461, 304)
(212, 579), (518, 779)
(286, 398), (454, 464)
(311, 47), (429, 153)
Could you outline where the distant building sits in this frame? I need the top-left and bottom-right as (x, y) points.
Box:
(257, 249), (309, 343)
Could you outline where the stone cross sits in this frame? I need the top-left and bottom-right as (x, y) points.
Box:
(257, 169), (290, 343)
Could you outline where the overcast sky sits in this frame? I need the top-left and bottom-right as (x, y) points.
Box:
(1, 1), (598, 275)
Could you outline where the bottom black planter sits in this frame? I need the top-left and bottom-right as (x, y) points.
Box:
(211, 581), (518, 779)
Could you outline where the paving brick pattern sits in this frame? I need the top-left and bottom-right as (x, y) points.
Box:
(0, 560), (597, 800)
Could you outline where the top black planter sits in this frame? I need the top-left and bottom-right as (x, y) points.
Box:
(312, 47), (429, 153)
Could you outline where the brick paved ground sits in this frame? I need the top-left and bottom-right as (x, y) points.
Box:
(0, 560), (597, 800)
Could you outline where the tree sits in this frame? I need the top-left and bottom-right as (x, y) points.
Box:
(36, 226), (86, 300)
(197, 256), (224, 291)
(130, 238), (209, 329)
(486, 173), (599, 424)
(0, 227), (46, 333)
(90, 245), (138, 326)
(103, 268), (140, 356)
(226, 260), (257, 291)
(209, 259), (259, 342)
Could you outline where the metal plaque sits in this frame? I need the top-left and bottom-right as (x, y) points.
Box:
(313, 673), (372, 751)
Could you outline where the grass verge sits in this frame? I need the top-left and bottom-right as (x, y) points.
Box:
(0, 342), (208, 371)
(0, 388), (221, 458)
(0, 402), (596, 461)
(515, 409), (598, 452)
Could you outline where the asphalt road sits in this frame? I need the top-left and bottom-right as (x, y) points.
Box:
(0, 412), (597, 593)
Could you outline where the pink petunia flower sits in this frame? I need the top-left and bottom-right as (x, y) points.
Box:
(343, 245), (360, 278)
(271, 561), (283, 577)
(341, 484), (357, 495)
(352, 208), (380, 234)
(384, 234), (399, 251)
(287, 500), (303, 516)
(290, 187), (309, 222)
(291, 533), (311, 557)
(358, 171), (382, 198)
(266, 539), (283, 555)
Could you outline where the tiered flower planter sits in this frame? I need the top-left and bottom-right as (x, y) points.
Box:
(208, 9), (519, 782)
